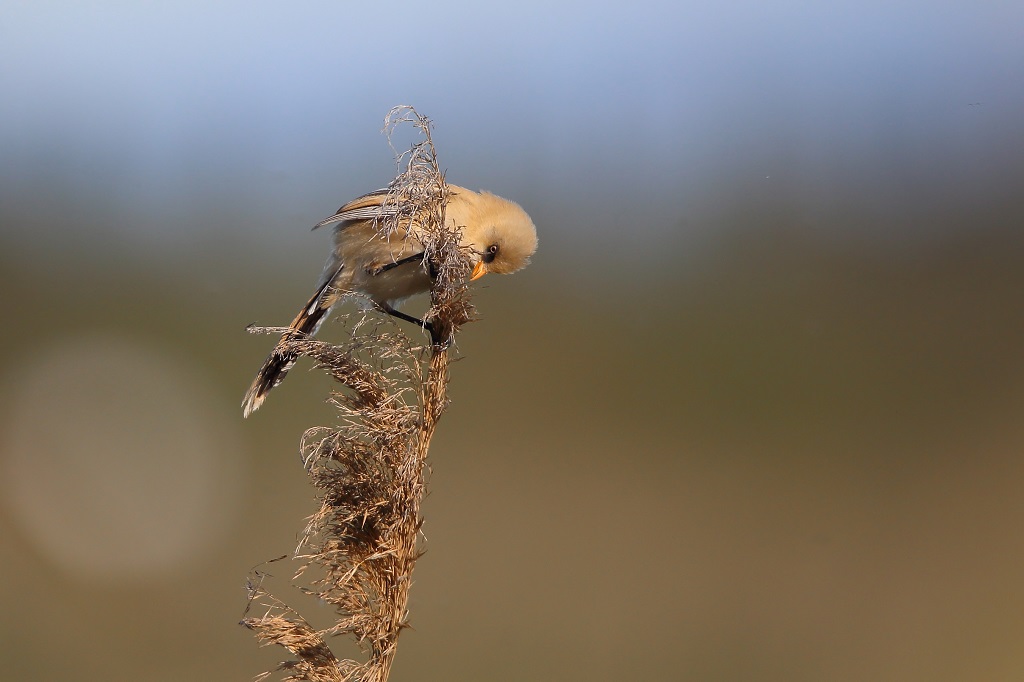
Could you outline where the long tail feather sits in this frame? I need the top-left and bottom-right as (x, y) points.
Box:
(242, 274), (339, 417)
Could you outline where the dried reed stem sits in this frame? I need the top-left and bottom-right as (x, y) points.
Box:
(241, 106), (473, 682)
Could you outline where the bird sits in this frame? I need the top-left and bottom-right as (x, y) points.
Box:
(242, 185), (538, 417)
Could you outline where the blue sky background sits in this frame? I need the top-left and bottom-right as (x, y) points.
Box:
(3, 0), (1022, 264)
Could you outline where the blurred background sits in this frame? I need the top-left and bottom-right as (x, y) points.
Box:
(2, 1), (1024, 679)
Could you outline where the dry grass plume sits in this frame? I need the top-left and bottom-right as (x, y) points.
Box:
(241, 106), (474, 681)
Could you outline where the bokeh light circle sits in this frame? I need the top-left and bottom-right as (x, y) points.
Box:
(0, 333), (244, 584)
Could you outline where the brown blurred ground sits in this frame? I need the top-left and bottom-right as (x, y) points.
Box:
(2, 189), (1023, 680)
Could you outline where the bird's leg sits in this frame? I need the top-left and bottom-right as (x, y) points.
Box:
(369, 255), (446, 345)
(379, 304), (425, 327)
(370, 252), (426, 276)
(378, 303), (436, 339)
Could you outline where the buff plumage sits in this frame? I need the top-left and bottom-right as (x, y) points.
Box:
(242, 185), (537, 416)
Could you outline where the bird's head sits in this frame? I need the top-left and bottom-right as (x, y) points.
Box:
(454, 190), (538, 281)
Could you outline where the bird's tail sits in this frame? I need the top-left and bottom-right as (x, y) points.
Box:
(242, 275), (338, 417)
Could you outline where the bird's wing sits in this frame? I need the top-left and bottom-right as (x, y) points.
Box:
(312, 188), (392, 230)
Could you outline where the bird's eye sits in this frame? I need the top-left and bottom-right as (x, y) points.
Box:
(482, 243), (499, 263)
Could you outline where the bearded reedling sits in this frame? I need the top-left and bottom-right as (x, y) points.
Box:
(242, 185), (538, 417)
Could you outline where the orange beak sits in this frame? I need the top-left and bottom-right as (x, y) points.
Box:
(470, 261), (488, 281)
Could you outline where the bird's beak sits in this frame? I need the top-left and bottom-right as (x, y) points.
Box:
(470, 261), (488, 281)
